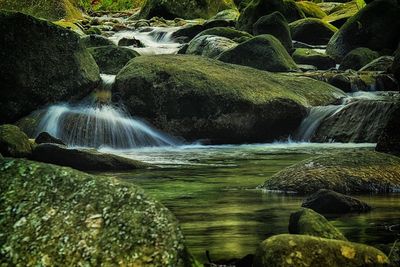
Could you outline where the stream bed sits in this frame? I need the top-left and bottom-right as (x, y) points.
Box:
(98, 143), (400, 261)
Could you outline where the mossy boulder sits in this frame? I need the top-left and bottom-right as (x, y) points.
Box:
(217, 34), (299, 72)
(393, 46), (400, 81)
(359, 56), (394, 72)
(253, 11), (292, 52)
(138, 0), (237, 19)
(289, 18), (337, 45)
(326, 0), (400, 61)
(0, 11), (100, 124)
(289, 208), (347, 240)
(292, 48), (336, 70)
(209, 8), (240, 20)
(339, 47), (380, 71)
(253, 234), (390, 267)
(81, 34), (115, 48)
(194, 27), (253, 42)
(322, 1), (364, 28)
(0, 158), (192, 266)
(302, 189), (372, 214)
(88, 45), (139, 75)
(296, 1), (327, 18)
(186, 35), (238, 58)
(0, 124), (33, 158)
(113, 55), (345, 144)
(376, 105), (400, 156)
(262, 150), (400, 194)
(172, 24), (205, 40)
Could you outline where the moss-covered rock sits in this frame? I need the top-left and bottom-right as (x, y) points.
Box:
(217, 34), (299, 72)
(292, 48), (336, 70)
(186, 35), (238, 58)
(262, 150), (400, 194)
(359, 56), (394, 72)
(172, 23), (205, 40)
(326, 0), (400, 61)
(302, 189), (372, 214)
(138, 0), (237, 19)
(194, 27), (253, 42)
(376, 105), (400, 156)
(289, 18), (337, 45)
(252, 11), (292, 52)
(393, 46), (400, 81)
(81, 34), (115, 48)
(35, 132), (66, 146)
(209, 8), (240, 20)
(90, 0), (145, 11)
(88, 45), (139, 75)
(339, 47), (380, 71)
(0, 11), (100, 124)
(289, 208), (347, 240)
(253, 234), (390, 267)
(113, 55), (345, 144)
(0, 158), (192, 266)
(321, 1), (362, 28)
(296, 1), (327, 18)
(0, 124), (32, 158)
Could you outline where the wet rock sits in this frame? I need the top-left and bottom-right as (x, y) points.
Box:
(253, 11), (292, 52)
(186, 35), (238, 58)
(203, 19), (236, 29)
(253, 234), (389, 267)
(321, 1), (361, 29)
(88, 45), (139, 75)
(0, 11), (100, 124)
(30, 143), (149, 171)
(326, 0), (400, 61)
(302, 189), (372, 214)
(292, 48), (336, 70)
(0, 124), (33, 158)
(209, 9), (240, 21)
(35, 132), (65, 146)
(194, 27), (253, 42)
(0, 158), (192, 266)
(339, 48), (380, 71)
(171, 24), (204, 40)
(84, 26), (102, 35)
(262, 150), (400, 194)
(81, 34), (115, 48)
(289, 18), (337, 45)
(393, 46), (400, 81)
(359, 56), (394, 72)
(376, 105), (400, 156)
(296, 1), (327, 19)
(217, 35), (299, 72)
(118, 37), (145, 47)
(113, 54), (344, 144)
(289, 208), (347, 240)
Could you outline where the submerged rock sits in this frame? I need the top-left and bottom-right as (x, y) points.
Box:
(0, 124), (33, 158)
(186, 35), (238, 58)
(30, 143), (149, 171)
(289, 18), (337, 45)
(253, 234), (389, 267)
(262, 151), (400, 193)
(0, 158), (192, 266)
(339, 47), (380, 71)
(0, 11), (100, 124)
(35, 132), (65, 146)
(376, 105), (400, 156)
(114, 55), (344, 144)
(289, 208), (347, 240)
(302, 189), (372, 214)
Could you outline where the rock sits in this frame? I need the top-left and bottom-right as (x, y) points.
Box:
(289, 18), (337, 45)
(209, 9), (240, 21)
(339, 47), (380, 71)
(88, 45), (139, 75)
(118, 37), (145, 47)
(252, 11), (292, 52)
(0, 158), (192, 266)
(321, 1), (361, 28)
(217, 34), (299, 72)
(35, 132), (65, 146)
(113, 55), (344, 144)
(0, 11), (100, 124)
(292, 48), (336, 70)
(30, 143), (149, 171)
(302, 189), (372, 214)
(0, 124), (33, 158)
(194, 27), (253, 42)
(326, 0), (400, 61)
(81, 34), (115, 48)
(84, 26), (102, 35)
(376, 105), (400, 156)
(262, 150), (400, 194)
(289, 208), (347, 240)
(359, 56), (394, 72)
(186, 35), (238, 58)
(253, 234), (390, 267)
(138, 0), (237, 19)
(172, 24), (205, 40)
(296, 1), (327, 19)
(282, 0), (306, 22)
(393, 46), (400, 81)
(203, 19), (236, 29)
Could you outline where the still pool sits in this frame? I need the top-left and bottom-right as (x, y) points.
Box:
(98, 143), (400, 262)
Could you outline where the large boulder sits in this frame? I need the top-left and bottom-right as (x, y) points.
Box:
(0, 158), (192, 266)
(289, 18), (337, 45)
(186, 35), (238, 58)
(217, 35), (299, 72)
(0, 124), (33, 158)
(113, 55), (345, 144)
(138, 0), (237, 19)
(35, 132), (66, 145)
(253, 234), (390, 267)
(292, 48), (336, 70)
(0, 11), (100, 124)
(326, 0), (400, 61)
(252, 11), (292, 52)
(359, 56), (394, 72)
(339, 47), (380, 71)
(81, 34), (115, 48)
(376, 105), (400, 156)
(289, 208), (347, 240)
(30, 143), (149, 171)
(262, 151), (400, 193)
(193, 27), (253, 42)
(302, 189), (372, 214)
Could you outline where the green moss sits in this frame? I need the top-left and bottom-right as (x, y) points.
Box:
(0, 124), (33, 157)
(339, 47), (380, 71)
(194, 27), (253, 41)
(296, 1), (327, 18)
(289, 18), (337, 45)
(292, 48), (336, 70)
(91, 0), (145, 11)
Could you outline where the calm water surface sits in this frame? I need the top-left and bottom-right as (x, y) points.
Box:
(99, 143), (400, 261)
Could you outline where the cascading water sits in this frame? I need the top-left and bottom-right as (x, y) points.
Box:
(36, 75), (180, 148)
